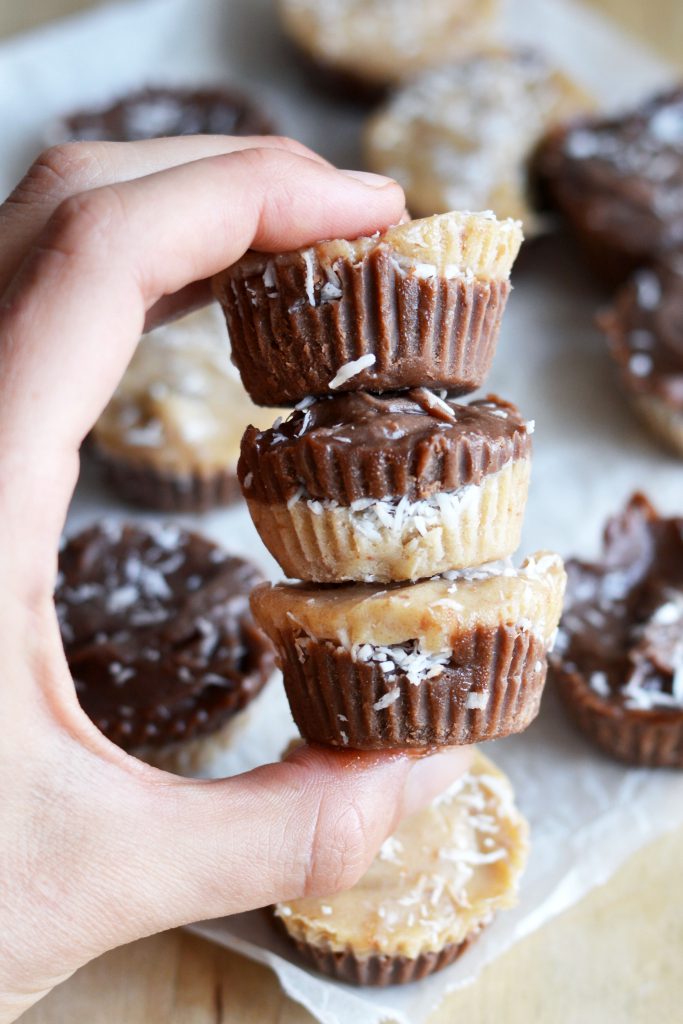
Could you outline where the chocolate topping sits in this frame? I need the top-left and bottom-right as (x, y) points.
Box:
(56, 85), (273, 142)
(56, 522), (274, 751)
(239, 391), (531, 505)
(599, 261), (683, 408)
(534, 87), (683, 280)
(552, 493), (683, 713)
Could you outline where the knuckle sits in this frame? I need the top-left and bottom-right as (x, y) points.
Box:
(267, 135), (311, 157)
(46, 185), (123, 259)
(10, 143), (102, 205)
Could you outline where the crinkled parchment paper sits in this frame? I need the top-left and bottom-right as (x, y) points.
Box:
(1, 1), (681, 1021)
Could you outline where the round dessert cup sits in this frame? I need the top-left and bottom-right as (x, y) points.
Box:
(213, 211), (523, 406)
(277, 0), (499, 94)
(251, 553), (566, 749)
(56, 522), (275, 764)
(365, 50), (594, 232)
(554, 666), (683, 768)
(91, 307), (288, 512)
(239, 391), (533, 583)
(274, 749), (529, 985)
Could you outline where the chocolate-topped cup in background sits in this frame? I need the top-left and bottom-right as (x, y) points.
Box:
(56, 521), (274, 776)
(550, 493), (683, 767)
(213, 211), (523, 406)
(48, 84), (274, 143)
(598, 260), (683, 456)
(533, 86), (683, 287)
(239, 391), (534, 582)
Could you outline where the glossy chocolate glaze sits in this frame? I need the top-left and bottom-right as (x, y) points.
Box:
(239, 391), (531, 504)
(552, 494), (683, 712)
(534, 87), (683, 280)
(56, 522), (273, 751)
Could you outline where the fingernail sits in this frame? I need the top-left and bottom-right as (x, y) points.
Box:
(340, 169), (397, 189)
(403, 747), (474, 816)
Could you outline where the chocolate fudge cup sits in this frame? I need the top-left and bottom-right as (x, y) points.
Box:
(597, 262), (683, 458)
(240, 391), (533, 583)
(251, 552), (565, 749)
(274, 749), (529, 985)
(532, 87), (683, 288)
(49, 84), (274, 143)
(213, 211), (523, 406)
(56, 521), (275, 776)
(550, 493), (683, 767)
(277, 0), (499, 96)
(91, 307), (289, 513)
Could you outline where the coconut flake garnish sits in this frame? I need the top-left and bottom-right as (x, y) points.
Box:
(373, 687), (401, 710)
(378, 836), (404, 863)
(263, 260), (277, 294)
(329, 353), (376, 389)
(355, 640), (451, 686)
(282, 482), (510, 563)
(302, 250), (316, 306)
(466, 691), (489, 710)
(287, 486), (305, 509)
(410, 386), (457, 423)
(589, 671), (611, 698)
(320, 265), (343, 302)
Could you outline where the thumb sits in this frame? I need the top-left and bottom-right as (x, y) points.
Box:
(16, 735), (471, 988)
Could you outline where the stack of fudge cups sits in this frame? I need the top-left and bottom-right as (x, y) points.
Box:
(213, 210), (566, 979)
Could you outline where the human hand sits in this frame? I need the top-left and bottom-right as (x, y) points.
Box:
(0, 136), (472, 1021)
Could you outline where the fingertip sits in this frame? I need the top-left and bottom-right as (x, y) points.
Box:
(402, 746), (474, 818)
(339, 169), (399, 189)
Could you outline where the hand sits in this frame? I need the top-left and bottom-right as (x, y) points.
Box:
(0, 136), (471, 1022)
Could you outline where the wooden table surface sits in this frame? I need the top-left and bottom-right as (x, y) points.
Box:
(4, 1), (682, 1021)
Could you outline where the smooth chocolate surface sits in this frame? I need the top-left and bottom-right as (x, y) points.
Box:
(534, 86), (683, 282)
(599, 261), (683, 408)
(240, 391), (531, 505)
(552, 493), (683, 713)
(56, 522), (273, 751)
(57, 85), (273, 142)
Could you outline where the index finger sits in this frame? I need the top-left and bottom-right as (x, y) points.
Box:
(0, 149), (403, 581)
(0, 134), (331, 295)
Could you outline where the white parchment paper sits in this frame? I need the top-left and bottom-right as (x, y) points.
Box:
(1, 2), (682, 1022)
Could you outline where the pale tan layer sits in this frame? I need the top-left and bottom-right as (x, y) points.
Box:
(315, 211), (522, 280)
(251, 552), (566, 652)
(365, 50), (594, 231)
(275, 749), (528, 959)
(247, 459), (530, 583)
(279, 0), (498, 87)
(230, 211), (523, 289)
(632, 395), (683, 458)
(93, 305), (287, 475)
